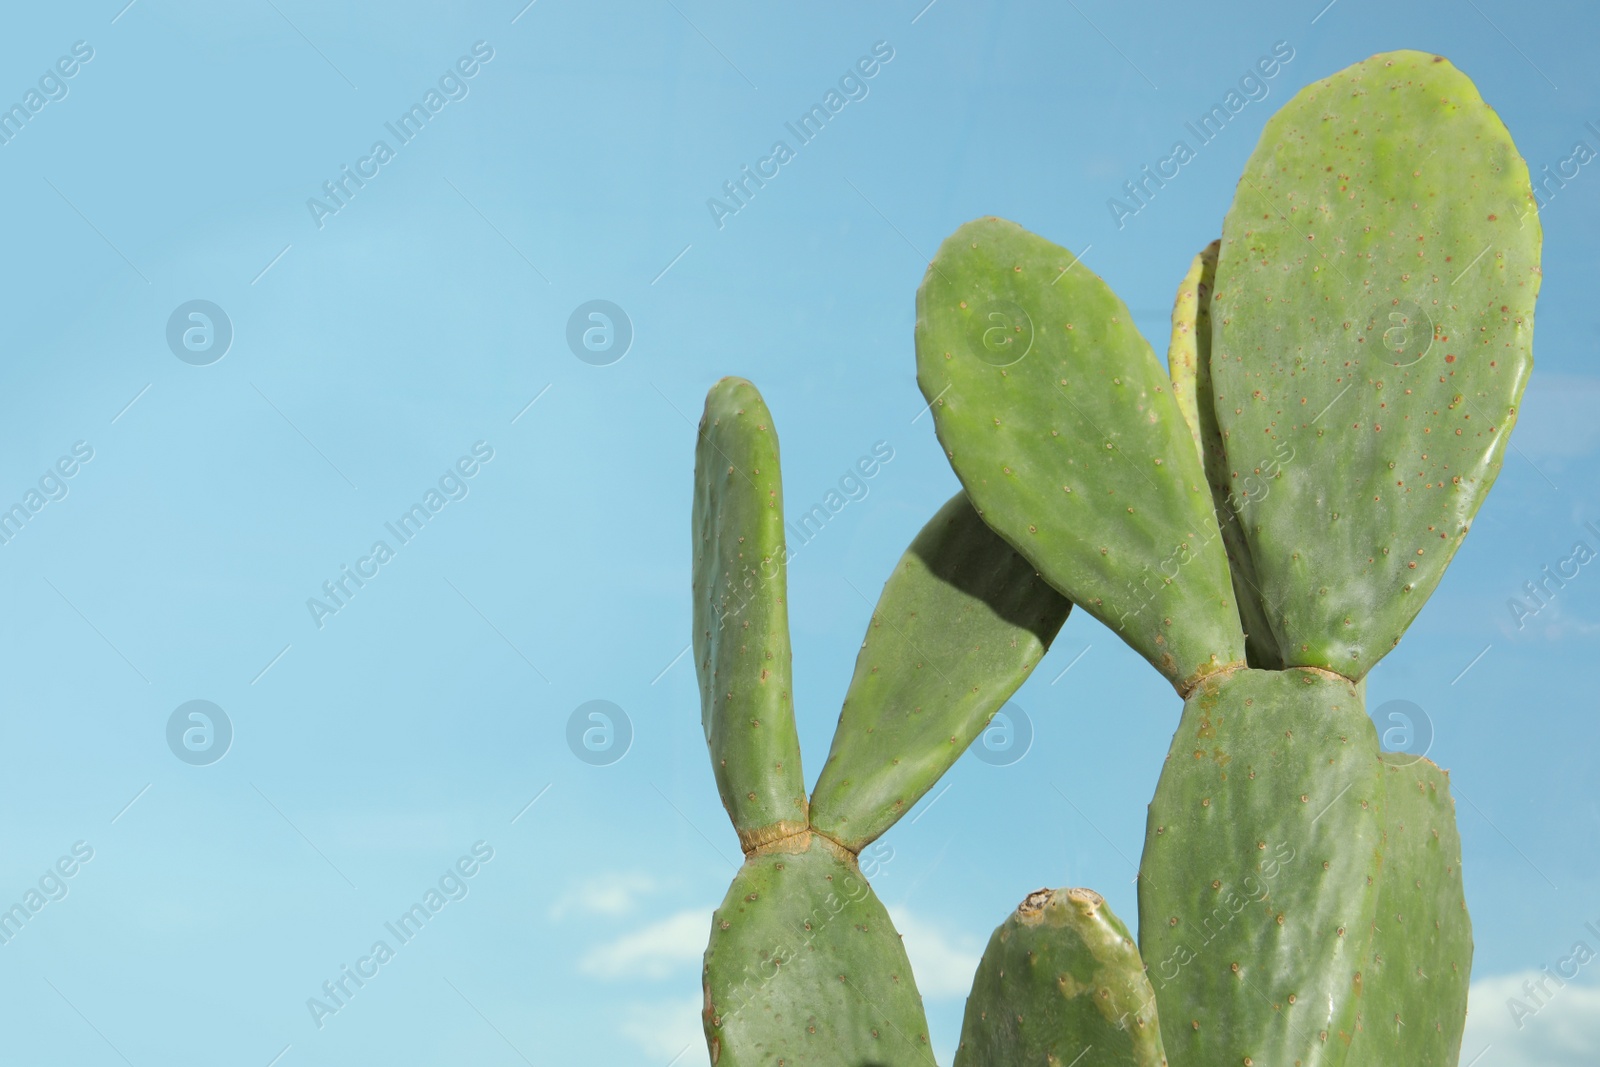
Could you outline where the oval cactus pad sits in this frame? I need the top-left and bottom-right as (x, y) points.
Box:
(1138, 668), (1384, 1067)
(917, 217), (1245, 692)
(1210, 50), (1541, 677)
(702, 834), (933, 1066)
(809, 492), (1070, 851)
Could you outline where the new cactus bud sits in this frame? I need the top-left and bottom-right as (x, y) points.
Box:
(955, 887), (1168, 1067)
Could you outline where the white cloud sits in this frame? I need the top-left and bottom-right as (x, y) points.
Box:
(549, 872), (660, 920)
(889, 907), (983, 999)
(1462, 972), (1600, 1066)
(621, 996), (711, 1065)
(580, 907), (712, 980)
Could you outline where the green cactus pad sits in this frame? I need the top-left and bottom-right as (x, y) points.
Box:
(954, 887), (1168, 1067)
(1210, 50), (1542, 677)
(1166, 243), (1213, 454)
(1138, 668), (1384, 1067)
(1167, 241), (1283, 670)
(693, 378), (808, 850)
(808, 492), (1071, 851)
(702, 833), (934, 1066)
(916, 216), (1245, 692)
(1349, 754), (1472, 1065)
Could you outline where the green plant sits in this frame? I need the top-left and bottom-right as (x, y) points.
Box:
(692, 49), (1538, 1067)
(694, 380), (1069, 1064)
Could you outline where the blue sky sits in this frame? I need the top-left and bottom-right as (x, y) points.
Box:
(0, 1), (1594, 1064)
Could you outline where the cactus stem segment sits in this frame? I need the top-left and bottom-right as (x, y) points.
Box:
(735, 819), (816, 856)
(1176, 661), (1357, 700)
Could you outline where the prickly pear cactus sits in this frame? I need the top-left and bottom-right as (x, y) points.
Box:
(912, 49), (1536, 1067)
(1137, 668), (1385, 1066)
(955, 888), (1168, 1067)
(915, 218), (1246, 691)
(1349, 755), (1472, 1063)
(694, 379), (932, 1063)
(809, 492), (1070, 851)
(1167, 241), (1283, 671)
(693, 381), (1073, 1065)
(693, 378), (809, 850)
(703, 833), (934, 1066)
(1210, 49), (1541, 678)
(690, 46), (1538, 1067)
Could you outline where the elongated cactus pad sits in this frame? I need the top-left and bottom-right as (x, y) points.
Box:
(693, 378), (808, 849)
(1350, 754), (1472, 1065)
(809, 492), (1071, 850)
(916, 217), (1245, 691)
(1166, 244), (1212, 454)
(1211, 50), (1541, 677)
(1167, 241), (1283, 670)
(1138, 668), (1384, 1067)
(954, 887), (1168, 1067)
(702, 833), (934, 1066)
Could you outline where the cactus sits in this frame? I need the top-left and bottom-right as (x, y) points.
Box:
(693, 378), (808, 851)
(1352, 754), (1472, 1063)
(1167, 241), (1283, 670)
(955, 888), (1167, 1067)
(809, 491), (1071, 851)
(1136, 668), (1386, 1064)
(690, 47), (1536, 1067)
(694, 380), (1068, 1064)
(914, 218), (1245, 691)
(1209, 49), (1540, 677)
(702, 832), (932, 1066)
(906, 48), (1534, 1067)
